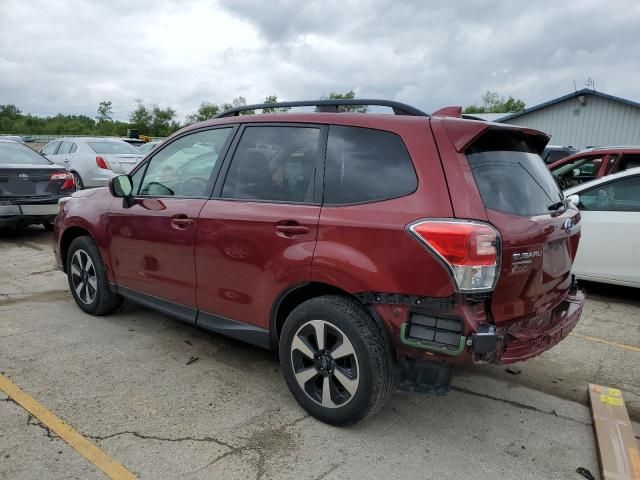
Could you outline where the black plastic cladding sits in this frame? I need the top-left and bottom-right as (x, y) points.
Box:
(214, 99), (430, 118)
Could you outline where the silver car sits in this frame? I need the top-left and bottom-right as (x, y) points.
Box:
(40, 137), (144, 189)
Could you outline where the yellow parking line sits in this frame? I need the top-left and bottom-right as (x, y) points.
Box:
(0, 374), (137, 480)
(571, 332), (640, 353)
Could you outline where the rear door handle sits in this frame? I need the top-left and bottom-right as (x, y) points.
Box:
(275, 222), (310, 238)
(171, 214), (194, 230)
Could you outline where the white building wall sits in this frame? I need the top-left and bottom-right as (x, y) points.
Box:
(501, 94), (640, 149)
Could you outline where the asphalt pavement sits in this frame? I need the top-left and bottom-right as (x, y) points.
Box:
(1, 226), (638, 479)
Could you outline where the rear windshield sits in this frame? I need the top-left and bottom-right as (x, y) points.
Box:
(467, 132), (563, 217)
(88, 141), (141, 155)
(0, 142), (51, 165)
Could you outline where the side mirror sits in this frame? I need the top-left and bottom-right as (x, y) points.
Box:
(566, 194), (580, 206)
(108, 175), (135, 208)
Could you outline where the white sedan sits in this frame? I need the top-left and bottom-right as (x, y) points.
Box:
(565, 167), (640, 287)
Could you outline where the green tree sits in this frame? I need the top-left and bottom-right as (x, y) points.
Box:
(321, 90), (368, 113)
(262, 94), (291, 114)
(150, 106), (179, 137)
(0, 104), (21, 120)
(186, 102), (221, 124)
(96, 100), (113, 122)
(464, 91), (526, 114)
(128, 100), (153, 133)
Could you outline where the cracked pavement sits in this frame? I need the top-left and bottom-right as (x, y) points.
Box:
(1, 226), (638, 479)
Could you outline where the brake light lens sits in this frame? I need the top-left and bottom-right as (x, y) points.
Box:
(408, 220), (500, 292)
(96, 156), (111, 169)
(50, 172), (76, 191)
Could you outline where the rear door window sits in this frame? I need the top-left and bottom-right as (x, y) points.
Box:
(466, 132), (563, 217)
(578, 175), (640, 212)
(57, 141), (73, 155)
(324, 125), (417, 204)
(618, 154), (640, 171)
(221, 126), (321, 203)
(41, 141), (61, 155)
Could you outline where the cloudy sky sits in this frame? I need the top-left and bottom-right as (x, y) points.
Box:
(1, 0), (639, 121)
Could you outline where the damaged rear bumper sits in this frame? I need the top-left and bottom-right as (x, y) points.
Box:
(497, 288), (585, 364)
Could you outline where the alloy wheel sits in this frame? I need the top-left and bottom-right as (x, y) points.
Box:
(290, 319), (360, 408)
(70, 249), (97, 304)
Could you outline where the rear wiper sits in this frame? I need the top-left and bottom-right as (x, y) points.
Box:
(548, 200), (567, 211)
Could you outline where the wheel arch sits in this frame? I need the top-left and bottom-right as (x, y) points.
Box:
(270, 282), (395, 357)
(60, 226), (93, 273)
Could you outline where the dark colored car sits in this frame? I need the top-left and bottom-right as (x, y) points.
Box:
(541, 145), (577, 165)
(53, 99), (584, 425)
(0, 139), (75, 230)
(549, 146), (640, 189)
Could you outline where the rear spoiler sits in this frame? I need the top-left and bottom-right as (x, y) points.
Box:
(434, 115), (550, 155)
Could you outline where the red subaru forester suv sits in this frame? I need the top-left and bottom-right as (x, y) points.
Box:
(53, 100), (585, 425)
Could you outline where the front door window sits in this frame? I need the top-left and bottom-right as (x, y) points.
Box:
(138, 128), (233, 197)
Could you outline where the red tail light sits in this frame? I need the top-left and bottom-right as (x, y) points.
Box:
(96, 156), (111, 169)
(408, 220), (500, 292)
(50, 172), (75, 191)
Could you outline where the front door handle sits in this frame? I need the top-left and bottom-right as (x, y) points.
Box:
(171, 214), (194, 230)
(275, 222), (310, 238)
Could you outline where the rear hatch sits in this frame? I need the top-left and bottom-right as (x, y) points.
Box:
(87, 141), (144, 174)
(464, 129), (581, 325)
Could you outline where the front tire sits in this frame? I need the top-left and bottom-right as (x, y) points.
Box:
(66, 236), (122, 315)
(279, 295), (394, 425)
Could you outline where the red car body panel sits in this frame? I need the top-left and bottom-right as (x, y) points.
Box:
(195, 200), (320, 330)
(108, 197), (207, 310)
(54, 188), (116, 282)
(53, 110), (585, 369)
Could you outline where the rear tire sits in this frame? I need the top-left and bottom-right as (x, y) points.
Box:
(279, 295), (395, 426)
(72, 172), (84, 190)
(66, 236), (122, 315)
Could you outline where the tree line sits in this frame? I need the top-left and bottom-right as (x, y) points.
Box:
(0, 91), (365, 137)
(0, 90), (525, 137)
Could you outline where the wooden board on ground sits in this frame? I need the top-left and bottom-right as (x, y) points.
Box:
(588, 384), (640, 480)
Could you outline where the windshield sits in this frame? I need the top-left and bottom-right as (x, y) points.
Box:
(88, 141), (141, 155)
(467, 135), (563, 217)
(0, 142), (51, 165)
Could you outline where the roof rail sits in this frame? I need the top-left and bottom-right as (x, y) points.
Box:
(213, 99), (430, 118)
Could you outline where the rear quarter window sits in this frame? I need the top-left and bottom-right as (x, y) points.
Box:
(324, 125), (417, 204)
(466, 131), (563, 217)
